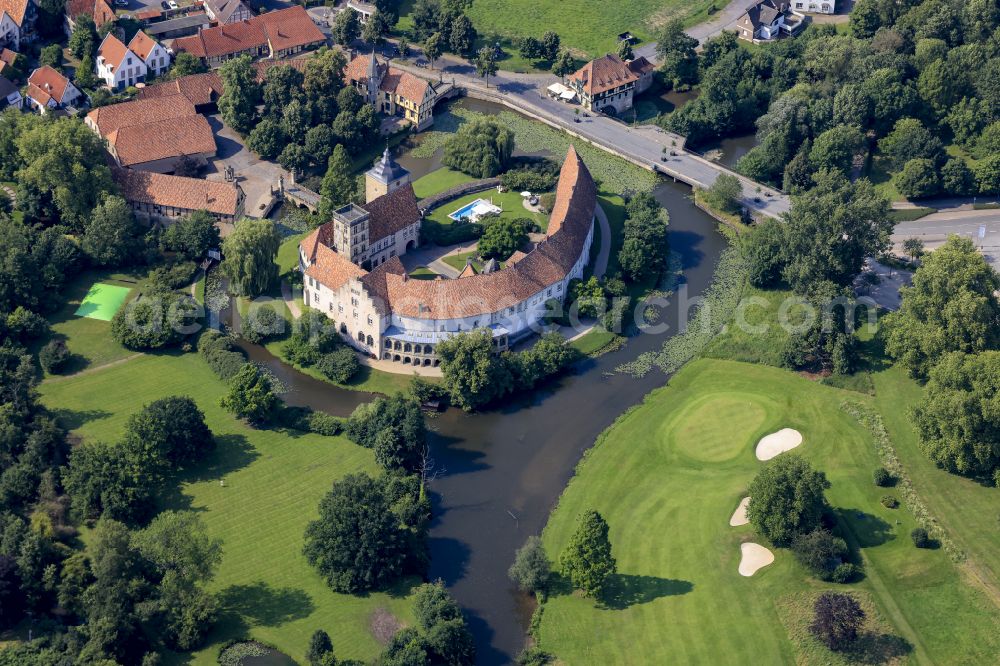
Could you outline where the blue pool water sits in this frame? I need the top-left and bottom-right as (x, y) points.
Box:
(449, 199), (484, 221)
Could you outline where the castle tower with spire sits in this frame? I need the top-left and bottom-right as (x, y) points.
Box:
(365, 146), (410, 203)
(366, 48), (381, 106)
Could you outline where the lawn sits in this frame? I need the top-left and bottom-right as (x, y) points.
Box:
(452, 0), (717, 63)
(568, 327), (621, 356)
(538, 358), (1000, 664)
(425, 189), (548, 231)
(37, 352), (417, 665)
(45, 270), (147, 374)
(411, 167), (477, 199)
(442, 250), (484, 273)
(408, 266), (443, 280)
(872, 365), (1000, 606)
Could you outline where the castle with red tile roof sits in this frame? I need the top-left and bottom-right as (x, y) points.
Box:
(299, 147), (596, 367)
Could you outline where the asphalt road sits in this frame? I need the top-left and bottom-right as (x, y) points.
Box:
(892, 207), (1000, 268)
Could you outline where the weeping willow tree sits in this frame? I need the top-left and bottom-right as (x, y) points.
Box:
(222, 219), (280, 297)
(442, 118), (515, 177)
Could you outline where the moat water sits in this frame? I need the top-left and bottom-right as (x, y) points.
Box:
(245, 99), (728, 664)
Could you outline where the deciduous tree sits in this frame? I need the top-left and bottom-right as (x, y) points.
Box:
(747, 455), (829, 546)
(883, 235), (1000, 379)
(560, 509), (616, 597)
(221, 218), (280, 297)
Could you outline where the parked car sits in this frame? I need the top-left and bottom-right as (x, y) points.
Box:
(160, 0), (169, 8)
(167, 0), (178, 8)
(114, 0), (128, 6)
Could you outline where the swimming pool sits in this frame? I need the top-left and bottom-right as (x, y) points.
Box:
(448, 198), (502, 222)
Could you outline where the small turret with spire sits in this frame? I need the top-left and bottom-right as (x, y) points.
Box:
(364, 144), (410, 203)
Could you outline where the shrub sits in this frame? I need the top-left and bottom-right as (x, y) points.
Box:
(111, 295), (195, 350)
(6, 307), (49, 342)
(243, 303), (283, 344)
(38, 340), (71, 374)
(830, 562), (861, 583)
(911, 527), (930, 548)
(880, 495), (899, 509)
(872, 466), (892, 487)
(147, 261), (198, 291)
(306, 411), (343, 436)
(791, 529), (850, 580)
(316, 347), (361, 383)
(810, 592), (865, 651)
(199, 330), (248, 381)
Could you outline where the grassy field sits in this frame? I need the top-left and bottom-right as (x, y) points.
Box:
(38, 352), (417, 665)
(453, 0), (716, 63)
(411, 167), (477, 199)
(872, 365), (1000, 606)
(45, 270), (148, 374)
(538, 358), (1000, 663)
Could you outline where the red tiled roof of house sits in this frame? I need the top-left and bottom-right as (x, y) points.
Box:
(128, 31), (160, 61)
(98, 33), (130, 70)
(27, 66), (73, 104)
(255, 5), (324, 52)
(364, 183), (419, 244)
(304, 147), (596, 320)
(303, 235), (367, 293)
(173, 6), (323, 60)
(67, 0), (116, 28)
(135, 7), (161, 20)
(106, 114), (216, 167)
(359, 256), (405, 315)
(0, 48), (16, 77)
(0, 0), (28, 26)
(345, 53), (430, 105)
(627, 56), (655, 76)
(137, 59), (305, 105)
(87, 94), (198, 136)
(570, 53), (640, 97)
(138, 72), (224, 105)
(115, 168), (242, 216)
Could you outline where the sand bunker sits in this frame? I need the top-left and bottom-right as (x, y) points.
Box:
(738, 542), (775, 577)
(755, 428), (803, 461)
(729, 497), (750, 527)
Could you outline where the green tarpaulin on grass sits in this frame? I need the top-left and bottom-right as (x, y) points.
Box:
(74, 283), (132, 321)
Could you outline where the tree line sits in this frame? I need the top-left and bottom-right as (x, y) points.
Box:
(658, 1), (1000, 200)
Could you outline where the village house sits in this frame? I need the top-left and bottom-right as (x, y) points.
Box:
(346, 0), (375, 24)
(0, 0), (35, 51)
(345, 51), (439, 130)
(96, 31), (169, 90)
(300, 146), (595, 367)
(736, 0), (805, 42)
(791, 0), (835, 14)
(86, 94), (216, 172)
(65, 0), (115, 36)
(172, 6), (324, 68)
(0, 47), (18, 79)
(25, 66), (82, 113)
(114, 168), (245, 225)
(0, 74), (21, 109)
(137, 58), (307, 111)
(567, 53), (654, 115)
(204, 0), (254, 25)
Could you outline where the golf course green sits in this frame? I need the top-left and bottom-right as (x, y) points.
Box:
(537, 358), (1000, 664)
